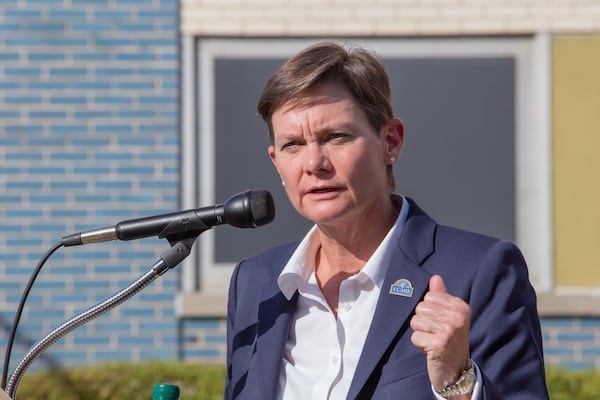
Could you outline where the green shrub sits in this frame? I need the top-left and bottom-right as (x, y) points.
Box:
(546, 366), (600, 400)
(10, 361), (600, 399)
(14, 361), (226, 400)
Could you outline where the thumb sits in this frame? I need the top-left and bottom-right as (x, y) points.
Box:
(429, 274), (448, 293)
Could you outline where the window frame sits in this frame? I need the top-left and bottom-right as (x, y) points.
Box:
(177, 36), (564, 317)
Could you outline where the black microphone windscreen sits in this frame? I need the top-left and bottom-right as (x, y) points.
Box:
(250, 190), (275, 227)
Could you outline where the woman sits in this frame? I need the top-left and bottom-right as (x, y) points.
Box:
(225, 41), (548, 400)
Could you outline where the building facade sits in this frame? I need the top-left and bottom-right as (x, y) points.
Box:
(1, 0), (600, 382)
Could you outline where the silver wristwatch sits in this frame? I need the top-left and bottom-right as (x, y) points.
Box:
(434, 364), (476, 398)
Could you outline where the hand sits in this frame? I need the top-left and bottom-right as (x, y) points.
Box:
(410, 275), (472, 391)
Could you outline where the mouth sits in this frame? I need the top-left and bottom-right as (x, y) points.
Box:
(307, 186), (339, 194)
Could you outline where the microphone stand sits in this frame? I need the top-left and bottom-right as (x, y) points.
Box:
(4, 234), (200, 399)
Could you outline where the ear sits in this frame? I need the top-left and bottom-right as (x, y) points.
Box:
(268, 145), (280, 172)
(382, 118), (404, 161)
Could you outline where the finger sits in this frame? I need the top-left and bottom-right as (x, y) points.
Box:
(418, 294), (466, 313)
(412, 306), (463, 335)
(410, 329), (447, 355)
(410, 328), (435, 350)
(429, 274), (447, 293)
(410, 313), (442, 334)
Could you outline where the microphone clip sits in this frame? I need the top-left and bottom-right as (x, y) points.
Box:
(154, 216), (210, 275)
(158, 213), (211, 244)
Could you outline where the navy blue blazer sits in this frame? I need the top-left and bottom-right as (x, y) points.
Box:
(225, 198), (549, 399)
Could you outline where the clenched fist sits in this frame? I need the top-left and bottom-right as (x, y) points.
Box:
(410, 275), (472, 395)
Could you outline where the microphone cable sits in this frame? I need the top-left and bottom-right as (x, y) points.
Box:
(1, 241), (64, 390)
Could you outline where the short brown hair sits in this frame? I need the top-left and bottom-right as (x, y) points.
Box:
(257, 41), (397, 192)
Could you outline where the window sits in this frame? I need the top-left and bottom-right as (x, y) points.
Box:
(178, 37), (552, 316)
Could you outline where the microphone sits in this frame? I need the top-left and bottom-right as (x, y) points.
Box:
(61, 190), (275, 246)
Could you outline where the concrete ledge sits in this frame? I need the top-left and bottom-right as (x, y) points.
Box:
(538, 290), (600, 317)
(177, 292), (227, 318)
(178, 290), (600, 318)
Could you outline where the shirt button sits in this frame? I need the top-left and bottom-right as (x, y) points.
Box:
(331, 355), (338, 364)
(340, 302), (351, 312)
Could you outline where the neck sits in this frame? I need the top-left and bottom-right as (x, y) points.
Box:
(316, 195), (400, 270)
(314, 196), (401, 313)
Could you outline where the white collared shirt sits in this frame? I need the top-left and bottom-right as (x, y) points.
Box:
(275, 195), (482, 399)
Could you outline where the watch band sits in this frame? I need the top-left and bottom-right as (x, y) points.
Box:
(434, 363), (476, 398)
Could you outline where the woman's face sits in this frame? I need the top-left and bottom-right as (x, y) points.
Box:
(268, 80), (403, 227)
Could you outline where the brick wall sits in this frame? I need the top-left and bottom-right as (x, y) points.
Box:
(542, 317), (600, 370)
(0, 0), (180, 376)
(180, 317), (600, 370)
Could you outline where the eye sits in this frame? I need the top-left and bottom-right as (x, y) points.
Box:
(280, 140), (302, 152)
(326, 132), (352, 143)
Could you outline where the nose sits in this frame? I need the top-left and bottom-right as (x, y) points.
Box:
(303, 143), (331, 175)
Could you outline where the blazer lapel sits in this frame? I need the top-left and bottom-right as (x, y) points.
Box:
(347, 198), (437, 399)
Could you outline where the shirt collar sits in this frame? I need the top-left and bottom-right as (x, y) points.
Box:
(277, 194), (410, 300)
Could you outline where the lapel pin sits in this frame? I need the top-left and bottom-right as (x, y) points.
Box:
(389, 278), (414, 297)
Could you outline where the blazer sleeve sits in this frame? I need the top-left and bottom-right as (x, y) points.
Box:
(467, 240), (549, 399)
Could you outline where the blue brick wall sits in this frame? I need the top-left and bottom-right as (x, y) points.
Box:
(542, 317), (600, 370)
(178, 317), (600, 371)
(181, 319), (227, 362)
(0, 0), (180, 379)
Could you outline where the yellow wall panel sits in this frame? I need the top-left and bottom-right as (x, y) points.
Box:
(553, 35), (600, 287)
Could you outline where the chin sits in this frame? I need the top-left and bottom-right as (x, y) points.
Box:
(304, 209), (353, 226)
(297, 198), (355, 223)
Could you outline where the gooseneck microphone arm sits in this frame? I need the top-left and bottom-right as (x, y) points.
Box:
(5, 235), (197, 399)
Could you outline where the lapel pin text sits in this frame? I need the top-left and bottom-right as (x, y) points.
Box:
(389, 278), (414, 297)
